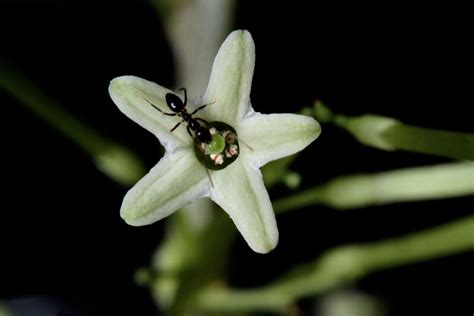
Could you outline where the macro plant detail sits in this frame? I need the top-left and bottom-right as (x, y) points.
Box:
(108, 30), (321, 253)
(1, 2), (473, 315)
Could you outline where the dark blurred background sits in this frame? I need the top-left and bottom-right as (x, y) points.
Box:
(0, 1), (472, 315)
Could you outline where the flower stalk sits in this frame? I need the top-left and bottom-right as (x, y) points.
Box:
(314, 101), (474, 160)
(196, 215), (474, 313)
(273, 162), (474, 212)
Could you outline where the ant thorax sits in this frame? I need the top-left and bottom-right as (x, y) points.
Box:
(193, 121), (240, 170)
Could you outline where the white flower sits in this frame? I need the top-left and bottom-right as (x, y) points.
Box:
(109, 30), (321, 253)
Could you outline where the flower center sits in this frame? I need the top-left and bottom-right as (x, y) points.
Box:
(208, 134), (226, 154)
(193, 121), (240, 170)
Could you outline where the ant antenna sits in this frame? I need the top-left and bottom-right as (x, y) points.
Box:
(191, 98), (216, 115)
(142, 97), (176, 116)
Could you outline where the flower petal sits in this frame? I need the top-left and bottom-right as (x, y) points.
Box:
(238, 113), (321, 167)
(109, 76), (192, 151)
(202, 30), (255, 125)
(210, 158), (278, 253)
(121, 149), (209, 226)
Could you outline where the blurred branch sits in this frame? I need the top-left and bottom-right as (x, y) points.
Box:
(317, 291), (386, 316)
(146, 156), (303, 315)
(313, 101), (474, 160)
(151, 0), (235, 97)
(148, 204), (235, 315)
(0, 58), (146, 186)
(273, 162), (474, 212)
(196, 215), (474, 313)
(262, 155), (301, 189)
(0, 303), (15, 316)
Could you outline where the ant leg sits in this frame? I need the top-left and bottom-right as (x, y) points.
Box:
(193, 137), (202, 145)
(143, 97), (176, 116)
(195, 117), (209, 125)
(191, 99), (216, 115)
(178, 88), (187, 106)
(160, 111), (177, 116)
(170, 121), (181, 132)
(186, 125), (194, 138)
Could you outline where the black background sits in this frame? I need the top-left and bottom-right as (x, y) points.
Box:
(0, 1), (473, 315)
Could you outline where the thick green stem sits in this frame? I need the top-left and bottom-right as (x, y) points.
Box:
(197, 216), (474, 313)
(314, 101), (474, 160)
(382, 123), (474, 161)
(0, 58), (146, 185)
(273, 162), (474, 212)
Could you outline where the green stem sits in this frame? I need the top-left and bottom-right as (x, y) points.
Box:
(0, 58), (146, 185)
(314, 101), (474, 160)
(382, 123), (474, 161)
(197, 216), (474, 313)
(273, 162), (474, 212)
(150, 208), (236, 316)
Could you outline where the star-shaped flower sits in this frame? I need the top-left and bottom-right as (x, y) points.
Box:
(109, 30), (321, 253)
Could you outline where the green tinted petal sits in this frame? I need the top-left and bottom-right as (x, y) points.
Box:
(238, 113), (321, 167)
(202, 30), (255, 125)
(121, 149), (209, 226)
(109, 76), (192, 150)
(210, 157), (278, 253)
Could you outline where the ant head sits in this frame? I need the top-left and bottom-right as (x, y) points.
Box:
(166, 93), (185, 113)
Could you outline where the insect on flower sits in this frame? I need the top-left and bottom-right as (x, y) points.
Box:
(109, 30), (321, 253)
(143, 88), (241, 182)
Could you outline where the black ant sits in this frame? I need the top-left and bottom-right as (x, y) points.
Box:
(144, 88), (213, 144)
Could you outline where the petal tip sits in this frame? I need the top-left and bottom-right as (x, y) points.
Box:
(251, 232), (279, 254)
(225, 29), (254, 50)
(120, 209), (142, 227)
(108, 77), (119, 92)
(120, 199), (148, 226)
(108, 76), (131, 96)
(310, 117), (322, 139)
(229, 29), (250, 37)
(119, 195), (151, 227)
(299, 115), (322, 143)
(109, 75), (140, 90)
